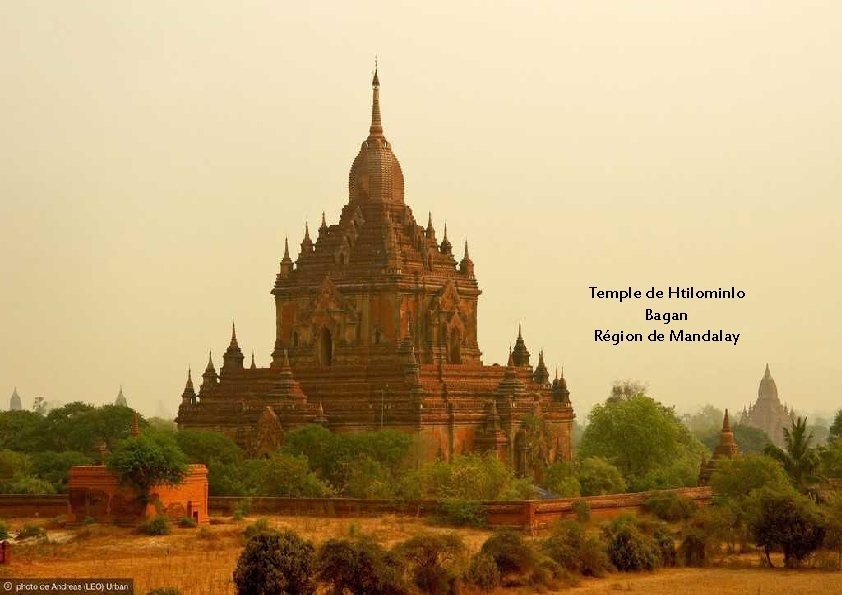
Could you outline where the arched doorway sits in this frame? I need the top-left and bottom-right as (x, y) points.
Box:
(320, 328), (333, 366)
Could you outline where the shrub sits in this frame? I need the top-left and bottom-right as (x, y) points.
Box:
(679, 529), (707, 567)
(542, 521), (610, 577)
(139, 516), (171, 536)
(543, 460), (581, 497)
(464, 551), (501, 592)
(604, 518), (659, 572)
(178, 517), (197, 528)
(233, 530), (316, 595)
(751, 489), (826, 568)
(317, 537), (408, 595)
(243, 518), (272, 540)
(480, 530), (537, 580)
(542, 521), (585, 572)
(653, 526), (677, 567)
(16, 523), (46, 540)
(437, 499), (487, 528)
(394, 533), (467, 595)
(147, 589), (181, 595)
(643, 492), (697, 522)
(571, 499), (591, 523)
(232, 497), (253, 521)
(578, 534), (611, 577)
(0, 521), (8, 539)
(577, 457), (627, 496)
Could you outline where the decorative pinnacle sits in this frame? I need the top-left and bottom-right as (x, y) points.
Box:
(764, 363), (771, 378)
(320, 211), (328, 231)
(370, 63), (383, 137)
(251, 350), (256, 369)
(186, 367), (194, 389)
(507, 346), (514, 367)
(231, 322), (239, 346)
(518, 323), (522, 339)
(304, 222), (312, 243)
(463, 240), (470, 260)
(723, 408), (731, 432)
(205, 351), (215, 372)
(283, 236), (290, 260)
(443, 222), (448, 240)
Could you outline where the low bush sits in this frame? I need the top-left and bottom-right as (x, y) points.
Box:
(16, 523), (46, 540)
(464, 551), (501, 592)
(607, 526), (659, 571)
(679, 529), (707, 567)
(654, 525), (677, 568)
(243, 518), (272, 539)
(138, 516), (171, 536)
(233, 530), (316, 595)
(437, 498), (487, 528)
(394, 532), (467, 595)
(571, 499), (591, 523)
(317, 537), (408, 595)
(542, 520), (610, 578)
(232, 497), (252, 521)
(643, 492), (697, 522)
(480, 530), (538, 582)
(178, 517), (197, 529)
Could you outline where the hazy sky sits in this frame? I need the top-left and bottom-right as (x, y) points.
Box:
(1, 2), (840, 422)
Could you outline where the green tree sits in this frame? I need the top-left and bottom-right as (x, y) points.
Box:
(106, 432), (188, 505)
(260, 453), (331, 498)
(577, 457), (627, 496)
(394, 533), (467, 595)
(234, 531), (316, 595)
(750, 490), (826, 568)
(820, 437), (842, 479)
(316, 538), (408, 595)
(607, 380), (648, 403)
(579, 395), (705, 491)
(0, 411), (47, 452)
(175, 430), (243, 466)
(31, 451), (92, 492)
(764, 417), (824, 498)
(830, 410), (842, 441)
(683, 404), (724, 440)
(542, 460), (580, 497)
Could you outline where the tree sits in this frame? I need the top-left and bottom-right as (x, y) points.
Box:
(577, 457), (627, 496)
(394, 533), (467, 595)
(0, 410), (47, 452)
(709, 455), (792, 504)
(316, 538), (408, 595)
(764, 416), (824, 498)
(830, 410), (842, 441)
(683, 404), (724, 440)
(175, 430), (243, 467)
(607, 380), (647, 403)
(106, 432), (188, 505)
(750, 490), (825, 568)
(260, 453), (331, 497)
(579, 395), (705, 491)
(234, 531), (316, 595)
(31, 451), (92, 492)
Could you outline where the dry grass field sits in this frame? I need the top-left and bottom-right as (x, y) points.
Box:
(2, 516), (841, 594)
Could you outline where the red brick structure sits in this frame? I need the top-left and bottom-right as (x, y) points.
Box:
(66, 464), (209, 526)
(176, 70), (576, 473)
(698, 409), (741, 485)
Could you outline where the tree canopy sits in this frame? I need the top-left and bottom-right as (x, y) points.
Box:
(579, 395), (705, 491)
(106, 431), (188, 501)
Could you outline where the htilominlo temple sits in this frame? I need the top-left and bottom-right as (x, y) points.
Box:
(175, 71), (576, 474)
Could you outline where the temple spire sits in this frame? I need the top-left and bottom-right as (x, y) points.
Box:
(370, 61), (383, 137)
(186, 367), (194, 390)
(250, 351), (257, 369)
(283, 237), (290, 260)
(230, 322), (239, 349)
(723, 408), (731, 432)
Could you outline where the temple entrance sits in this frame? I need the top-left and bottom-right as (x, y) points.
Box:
(448, 328), (461, 364)
(320, 328), (333, 366)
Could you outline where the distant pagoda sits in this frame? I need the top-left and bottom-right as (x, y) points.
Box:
(740, 364), (795, 447)
(699, 409), (741, 485)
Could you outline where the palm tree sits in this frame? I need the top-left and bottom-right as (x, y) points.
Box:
(764, 416), (824, 499)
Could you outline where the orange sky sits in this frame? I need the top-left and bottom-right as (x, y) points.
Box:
(1, 2), (840, 422)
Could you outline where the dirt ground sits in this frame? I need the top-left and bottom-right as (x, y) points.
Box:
(2, 516), (841, 595)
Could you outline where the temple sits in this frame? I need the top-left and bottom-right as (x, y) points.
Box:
(175, 70), (576, 474)
(9, 387), (21, 411)
(740, 364), (795, 447)
(698, 409), (740, 485)
(114, 386), (128, 407)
